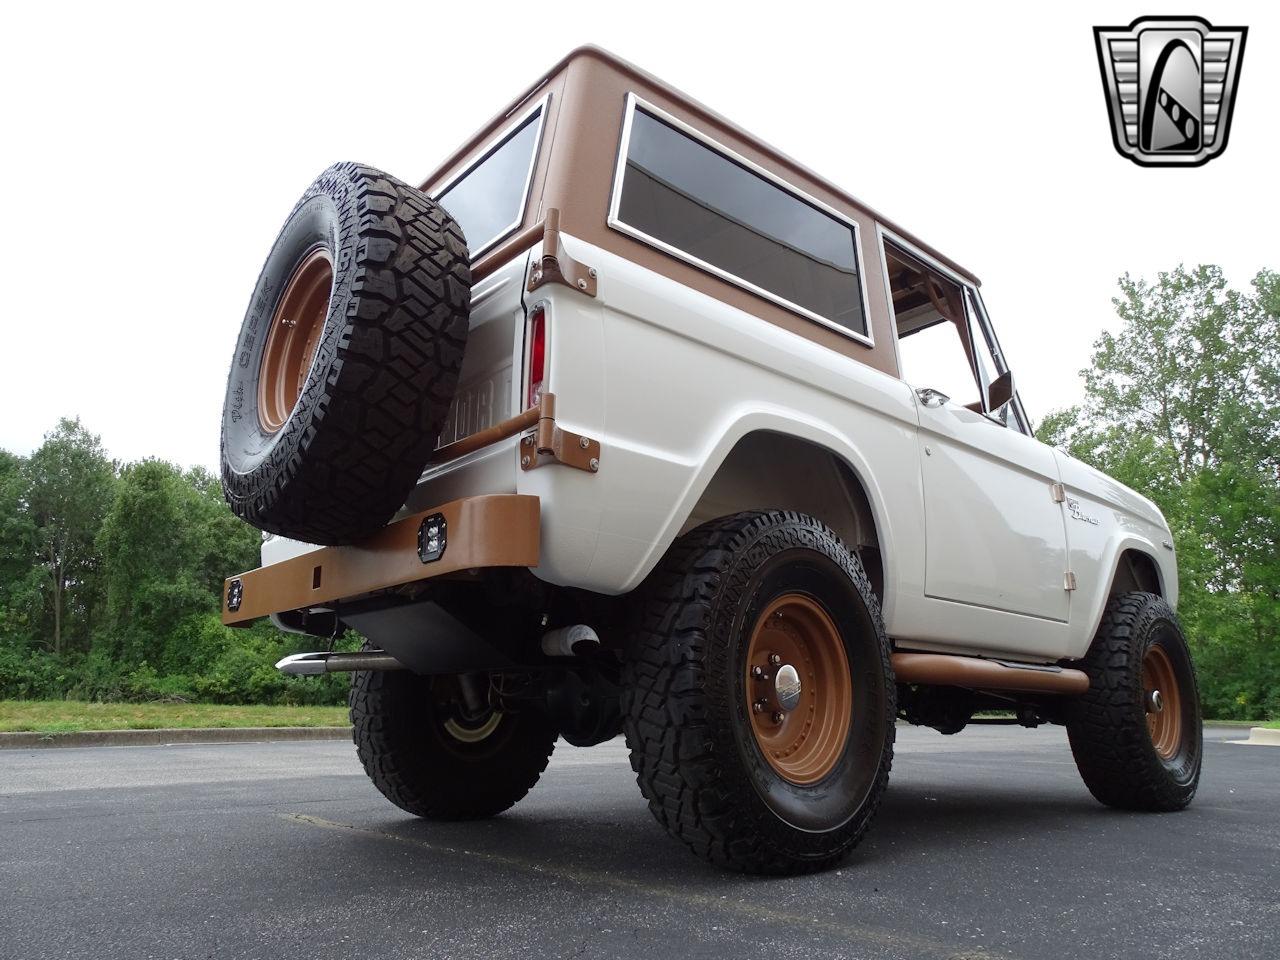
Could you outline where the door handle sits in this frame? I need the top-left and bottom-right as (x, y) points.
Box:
(915, 387), (950, 408)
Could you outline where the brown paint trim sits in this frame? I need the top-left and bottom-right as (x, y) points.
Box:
(221, 495), (540, 626)
(539, 54), (901, 378)
(891, 652), (1091, 695)
(421, 46), (980, 287)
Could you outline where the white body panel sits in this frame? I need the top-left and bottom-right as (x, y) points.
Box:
(519, 235), (923, 638)
(265, 232), (1176, 664)
(917, 407), (1069, 622)
(1054, 452), (1177, 658)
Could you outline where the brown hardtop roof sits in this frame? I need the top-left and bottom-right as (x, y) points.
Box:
(421, 45), (981, 287)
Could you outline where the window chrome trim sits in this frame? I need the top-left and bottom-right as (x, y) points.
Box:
(432, 93), (549, 260)
(880, 226), (1033, 433)
(874, 222), (905, 378)
(969, 288), (1034, 435)
(607, 93), (873, 348)
(878, 225), (971, 291)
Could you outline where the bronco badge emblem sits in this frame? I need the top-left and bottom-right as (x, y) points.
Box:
(1094, 16), (1247, 167)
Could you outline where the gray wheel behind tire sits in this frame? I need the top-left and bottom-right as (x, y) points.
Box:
(1067, 591), (1202, 811)
(221, 162), (471, 546)
(350, 665), (557, 820)
(622, 510), (895, 875)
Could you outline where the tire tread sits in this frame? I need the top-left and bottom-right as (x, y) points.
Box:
(349, 665), (555, 820)
(1067, 591), (1201, 811)
(222, 162), (471, 545)
(621, 510), (895, 874)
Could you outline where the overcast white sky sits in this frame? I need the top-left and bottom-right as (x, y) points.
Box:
(1, 2), (1274, 469)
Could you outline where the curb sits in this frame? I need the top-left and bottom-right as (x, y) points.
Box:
(1234, 727), (1280, 747)
(0, 726), (352, 750)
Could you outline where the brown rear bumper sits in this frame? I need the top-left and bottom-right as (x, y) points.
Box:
(221, 495), (540, 627)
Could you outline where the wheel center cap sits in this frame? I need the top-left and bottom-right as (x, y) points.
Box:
(1146, 689), (1164, 714)
(774, 664), (802, 712)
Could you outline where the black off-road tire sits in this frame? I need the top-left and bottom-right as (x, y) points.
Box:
(622, 510), (895, 875)
(221, 162), (470, 545)
(350, 666), (557, 820)
(1067, 592), (1202, 811)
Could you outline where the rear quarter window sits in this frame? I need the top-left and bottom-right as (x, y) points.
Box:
(609, 97), (870, 341)
(435, 99), (546, 257)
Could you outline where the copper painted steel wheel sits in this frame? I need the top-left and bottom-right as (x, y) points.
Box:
(745, 593), (853, 785)
(257, 245), (333, 434)
(1143, 644), (1183, 760)
(1066, 592), (1201, 812)
(221, 163), (471, 546)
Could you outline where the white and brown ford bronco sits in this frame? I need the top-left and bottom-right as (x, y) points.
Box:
(220, 47), (1202, 874)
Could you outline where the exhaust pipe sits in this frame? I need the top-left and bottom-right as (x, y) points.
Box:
(540, 624), (602, 658)
(891, 652), (1090, 695)
(275, 651), (406, 675)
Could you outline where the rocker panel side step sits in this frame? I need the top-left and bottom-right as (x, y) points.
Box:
(891, 652), (1090, 695)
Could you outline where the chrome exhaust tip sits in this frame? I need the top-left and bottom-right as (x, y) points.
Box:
(275, 651), (406, 675)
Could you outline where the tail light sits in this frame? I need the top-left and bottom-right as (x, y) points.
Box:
(526, 307), (546, 408)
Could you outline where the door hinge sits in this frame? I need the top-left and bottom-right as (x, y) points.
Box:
(527, 208), (597, 297)
(520, 428), (600, 473)
(1050, 482), (1066, 503)
(1064, 571), (1078, 591)
(518, 394), (600, 473)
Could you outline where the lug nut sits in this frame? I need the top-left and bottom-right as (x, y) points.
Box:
(752, 700), (766, 714)
(772, 712), (785, 724)
(768, 653), (781, 666)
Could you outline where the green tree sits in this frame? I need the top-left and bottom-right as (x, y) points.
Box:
(24, 419), (117, 654)
(1040, 265), (1280, 718)
(97, 459), (259, 672)
(0, 450), (44, 647)
(3, 423), (348, 706)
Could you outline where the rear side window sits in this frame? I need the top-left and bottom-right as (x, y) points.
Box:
(435, 99), (546, 257)
(609, 98), (869, 341)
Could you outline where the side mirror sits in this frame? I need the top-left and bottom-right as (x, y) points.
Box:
(987, 370), (1014, 413)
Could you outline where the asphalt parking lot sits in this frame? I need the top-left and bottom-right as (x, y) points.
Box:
(1, 724), (1275, 960)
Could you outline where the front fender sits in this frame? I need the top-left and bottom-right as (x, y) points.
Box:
(1069, 532), (1179, 659)
(1055, 453), (1178, 658)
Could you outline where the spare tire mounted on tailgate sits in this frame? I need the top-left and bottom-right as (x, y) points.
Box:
(221, 162), (470, 545)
